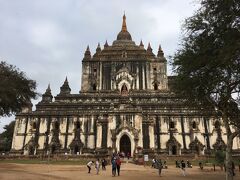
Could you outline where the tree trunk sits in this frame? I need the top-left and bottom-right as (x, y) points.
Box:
(225, 135), (233, 180)
(222, 112), (234, 180)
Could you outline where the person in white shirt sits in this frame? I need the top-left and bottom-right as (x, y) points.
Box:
(95, 159), (100, 175)
(87, 161), (94, 173)
(152, 158), (156, 168)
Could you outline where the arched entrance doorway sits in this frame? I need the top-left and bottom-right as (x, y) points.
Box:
(171, 145), (177, 155)
(120, 134), (131, 156)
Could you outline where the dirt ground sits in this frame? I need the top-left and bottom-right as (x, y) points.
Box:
(0, 162), (238, 180)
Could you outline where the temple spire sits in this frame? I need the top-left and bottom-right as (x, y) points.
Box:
(60, 76), (71, 95)
(121, 12), (127, 32)
(104, 40), (109, 48)
(139, 40), (144, 48)
(84, 45), (91, 59)
(157, 44), (164, 57)
(116, 13), (132, 41)
(42, 83), (53, 102)
(47, 83), (51, 92)
(147, 42), (152, 52)
(64, 76), (68, 83)
(96, 42), (101, 52)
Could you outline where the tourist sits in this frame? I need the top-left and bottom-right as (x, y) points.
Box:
(116, 156), (122, 176)
(102, 158), (107, 170)
(176, 160), (179, 168)
(181, 160), (186, 176)
(199, 162), (203, 170)
(112, 157), (117, 176)
(163, 160), (168, 169)
(95, 159), (100, 175)
(156, 159), (163, 176)
(152, 158), (156, 168)
(127, 152), (130, 160)
(87, 160), (94, 173)
(186, 160), (192, 168)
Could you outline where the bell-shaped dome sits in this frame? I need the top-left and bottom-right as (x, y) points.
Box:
(116, 14), (132, 41)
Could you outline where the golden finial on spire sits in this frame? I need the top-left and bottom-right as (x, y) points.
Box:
(122, 12), (127, 32)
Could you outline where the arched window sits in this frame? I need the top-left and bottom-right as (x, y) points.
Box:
(154, 83), (158, 90)
(32, 122), (36, 130)
(214, 121), (220, 129)
(192, 121), (197, 129)
(170, 121), (175, 129)
(92, 84), (97, 91)
(171, 145), (177, 155)
(121, 84), (128, 96)
(54, 121), (59, 130)
(76, 121), (80, 129)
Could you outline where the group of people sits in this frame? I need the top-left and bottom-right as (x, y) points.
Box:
(86, 156), (122, 176)
(87, 158), (107, 174)
(152, 158), (167, 176)
(118, 151), (131, 160)
(111, 155), (122, 176)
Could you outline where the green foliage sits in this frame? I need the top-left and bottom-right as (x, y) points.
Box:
(215, 150), (225, 165)
(0, 121), (15, 152)
(172, 0), (240, 127)
(0, 61), (38, 116)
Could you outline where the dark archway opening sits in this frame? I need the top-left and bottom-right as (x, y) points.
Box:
(171, 145), (177, 155)
(29, 146), (34, 155)
(121, 84), (128, 96)
(154, 83), (158, 90)
(76, 121), (80, 129)
(92, 84), (97, 91)
(195, 146), (200, 155)
(32, 122), (36, 130)
(170, 121), (175, 129)
(74, 146), (79, 154)
(215, 121), (220, 129)
(54, 121), (59, 130)
(51, 145), (56, 154)
(192, 121), (197, 129)
(120, 134), (131, 156)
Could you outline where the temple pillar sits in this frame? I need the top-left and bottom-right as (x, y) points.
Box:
(149, 122), (155, 149)
(142, 65), (145, 90)
(142, 119), (150, 149)
(88, 116), (95, 148)
(99, 62), (102, 90)
(96, 122), (102, 148)
(136, 65), (139, 89)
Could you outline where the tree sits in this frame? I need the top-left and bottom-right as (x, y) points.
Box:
(0, 61), (38, 116)
(172, 0), (240, 179)
(215, 150), (225, 170)
(0, 121), (15, 152)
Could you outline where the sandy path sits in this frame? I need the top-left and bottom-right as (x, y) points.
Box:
(0, 162), (238, 180)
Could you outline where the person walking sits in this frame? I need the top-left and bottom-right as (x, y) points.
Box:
(102, 158), (106, 170)
(87, 160), (94, 173)
(127, 152), (130, 160)
(156, 159), (163, 176)
(116, 157), (122, 176)
(152, 158), (156, 168)
(181, 160), (186, 176)
(95, 159), (100, 175)
(112, 157), (117, 177)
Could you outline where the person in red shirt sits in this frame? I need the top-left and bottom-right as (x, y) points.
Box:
(116, 157), (122, 176)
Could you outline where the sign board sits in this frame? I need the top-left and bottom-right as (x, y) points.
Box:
(144, 154), (149, 162)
